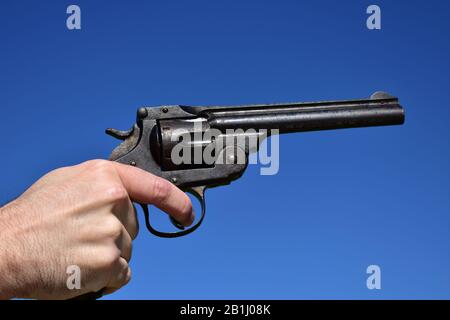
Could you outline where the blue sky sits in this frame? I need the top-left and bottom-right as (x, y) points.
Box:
(1, 0), (449, 299)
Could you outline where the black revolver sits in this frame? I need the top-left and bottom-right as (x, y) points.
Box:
(107, 92), (404, 238)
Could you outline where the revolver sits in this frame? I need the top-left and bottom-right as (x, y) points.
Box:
(107, 92), (404, 238)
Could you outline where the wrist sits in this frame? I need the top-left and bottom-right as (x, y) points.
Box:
(0, 202), (26, 299)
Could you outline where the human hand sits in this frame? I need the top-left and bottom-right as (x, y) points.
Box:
(0, 160), (194, 299)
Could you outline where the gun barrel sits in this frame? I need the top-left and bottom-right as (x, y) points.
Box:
(187, 92), (404, 134)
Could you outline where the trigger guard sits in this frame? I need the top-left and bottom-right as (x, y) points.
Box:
(140, 187), (206, 238)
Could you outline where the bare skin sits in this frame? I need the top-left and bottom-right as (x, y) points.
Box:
(0, 160), (194, 300)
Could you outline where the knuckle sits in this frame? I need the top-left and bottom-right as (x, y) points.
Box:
(150, 178), (171, 203)
(130, 223), (139, 240)
(104, 184), (129, 203)
(102, 216), (123, 240)
(124, 268), (132, 285)
(98, 247), (121, 269)
(84, 159), (108, 168)
(82, 159), (97, 166)
(122, 237), (133, 262)
(116, 263), (132, 286)
(127, 243), (133, 261)
(89, 159), (115, 175)
(129, 205), (139, 240)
